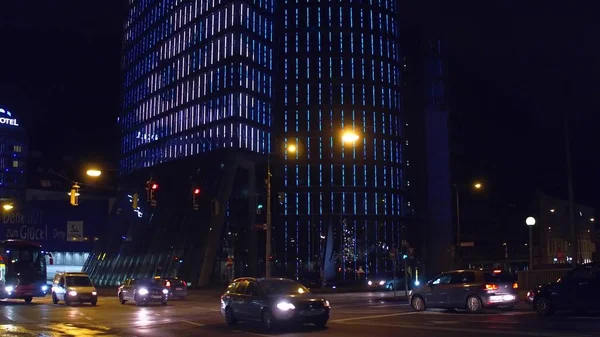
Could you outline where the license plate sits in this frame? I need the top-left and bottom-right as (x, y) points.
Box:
(151, 295), (162, 299)
(175, 288), (182, 291)
(25, 293), (32, 296)
(80, 297), (90, 300)
(301, 309), (323, 316)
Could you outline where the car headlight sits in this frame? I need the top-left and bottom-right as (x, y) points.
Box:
(323, 300), (330, 307)
(276, 302), (295, 311)
(5, 286), (14, 293)
(368, 280), (373, 286)
(41, 285), (48, 292)
(92, 291), (97, 296)
(162, 289), (169, 295)
(68, 290), (77, 296)
(138, 288), (149, 295)
(379, 281), (385, 286)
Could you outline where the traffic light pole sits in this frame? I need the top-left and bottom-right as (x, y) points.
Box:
(265, 157), (272, 278)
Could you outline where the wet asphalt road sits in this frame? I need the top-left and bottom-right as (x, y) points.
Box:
(0, 291), (599, 336)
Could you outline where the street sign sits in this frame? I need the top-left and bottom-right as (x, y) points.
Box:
(66, 221), (83, 242)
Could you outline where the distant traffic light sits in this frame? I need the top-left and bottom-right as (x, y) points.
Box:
(69, 183), (80, 206)
(192, 188), (200, 210)
(132, 192), (139, 209)
(147, 180), (158, 207)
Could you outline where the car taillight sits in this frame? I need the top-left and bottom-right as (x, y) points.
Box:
(513, 282), (518, 289)
(485, 284), (498, 291)
(165, 281), (171, 287)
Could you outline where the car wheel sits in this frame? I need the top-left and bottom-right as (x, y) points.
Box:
(314, 318), (328, 328)
(24, 296), (33, 304)
(119, 293), (126, 305)
(534, 296), (554, 316)
(134, 295), (143, 306)
(262, 309), (275, 331)
(225, 307), (237, 326)
(91, 300), (97, 306)
(65, 298), (71, 306)
(466, 295), (483, 313)
(52, 293), (59, 304)
(411, 296), (426, 312)
(161, 300), (167, 306)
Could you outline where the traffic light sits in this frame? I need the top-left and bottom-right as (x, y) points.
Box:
(192, 188), (200, 210)
(69, 183), (80, 206)
(146, 180), (158, 207)
(132, 192), (139, 209)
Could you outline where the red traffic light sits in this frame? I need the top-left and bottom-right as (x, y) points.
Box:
(193, 188), (201, 194)
(151, 183), (158, 190)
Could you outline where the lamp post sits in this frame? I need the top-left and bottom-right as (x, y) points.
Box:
(453, 182), (483, 266)
(265, 131), (360, 278)
(526, 216), (536, 270)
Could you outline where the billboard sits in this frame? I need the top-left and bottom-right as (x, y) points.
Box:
(1, 199), (108, 252)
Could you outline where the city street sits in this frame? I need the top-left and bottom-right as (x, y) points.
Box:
(0, 291), (599, 336)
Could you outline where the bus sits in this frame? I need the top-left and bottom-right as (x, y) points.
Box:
(0, 240), (49, 303)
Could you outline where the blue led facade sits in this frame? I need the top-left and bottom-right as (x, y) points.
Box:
(278, 0), (406, 278)
(121, 0), (275, 174)
(0, 107), (26, 201)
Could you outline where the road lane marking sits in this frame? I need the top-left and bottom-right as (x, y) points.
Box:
(419, 310), (536, 317)
(333, 321), (596, 337)
(232, 329), (272, 337)
(181, 320), (205, 327)
(330, 311), (418, 322)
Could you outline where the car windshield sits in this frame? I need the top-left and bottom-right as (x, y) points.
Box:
(137, 279), (161, 286)
(259, 279), (310, 295)
(484, 272), (516, 283)
(66, 276), (92, 287)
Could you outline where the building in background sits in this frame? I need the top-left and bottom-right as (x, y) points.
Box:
(0, 106), (27, 203)
(536, 192), (595, 265)
(275, 1), (407, 279)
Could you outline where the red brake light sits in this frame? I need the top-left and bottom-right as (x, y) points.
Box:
(485, 284), (498, 291)
(513, 282), (519, 289)
(493, 269), (502, 274)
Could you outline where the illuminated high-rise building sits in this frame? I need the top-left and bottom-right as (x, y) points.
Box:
(275, 1), (406, 279)
(120, 0), (274, 174)
(0, 107), (27, 201)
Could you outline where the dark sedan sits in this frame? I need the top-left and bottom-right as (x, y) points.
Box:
(155, 277), (188, 299)
(531, 262), (600, 316)
(118, 278), (168, 306)
(221, 277), (330, 331)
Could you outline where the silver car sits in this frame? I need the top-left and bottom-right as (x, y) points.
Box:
(410, 270), (518, 313)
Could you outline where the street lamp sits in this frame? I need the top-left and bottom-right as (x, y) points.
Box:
(454, 181), (483, 266)
(526, 216), (536, 270)
(341, 131), (360, 143)
(86, 169), (102, 177)
(265, 132), (361, 278)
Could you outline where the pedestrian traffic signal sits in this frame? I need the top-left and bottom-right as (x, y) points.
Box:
(69, 183), (80, 206)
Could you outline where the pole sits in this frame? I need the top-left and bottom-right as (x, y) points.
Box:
(529, 226), (533, 270)
(393, 254), (397, 299)
(266, 157), (272, 278)
(404, 257), (409, 297)
(455, 186), (461, 267)
(564, 111), (577, 267)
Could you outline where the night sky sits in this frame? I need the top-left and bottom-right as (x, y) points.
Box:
(0, 2), (598, 210)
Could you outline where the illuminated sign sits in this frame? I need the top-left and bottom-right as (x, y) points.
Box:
(0, 108), (19, 127)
